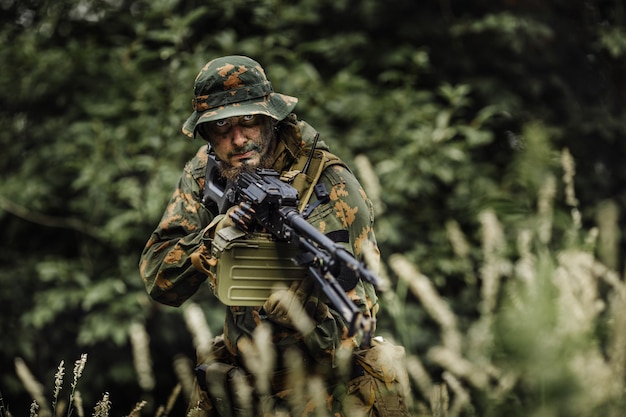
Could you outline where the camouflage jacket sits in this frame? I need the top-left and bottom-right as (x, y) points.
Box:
(139, 115), (379, 372)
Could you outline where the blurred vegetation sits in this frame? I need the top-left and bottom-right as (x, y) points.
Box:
(1, 0), (625, 416)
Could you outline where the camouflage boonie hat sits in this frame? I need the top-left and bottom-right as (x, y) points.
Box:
(182, 55), (298, 138)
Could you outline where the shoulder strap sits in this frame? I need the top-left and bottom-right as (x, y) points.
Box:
(280, 149), (347, 212)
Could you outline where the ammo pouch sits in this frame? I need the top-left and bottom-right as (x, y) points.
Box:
(344, 337), (412, 417)
(210, 226), (306, 306)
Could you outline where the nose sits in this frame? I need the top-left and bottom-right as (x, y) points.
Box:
(231, 124), (247, 148)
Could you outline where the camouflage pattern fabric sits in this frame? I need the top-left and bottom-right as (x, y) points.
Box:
(182, 55), (298, 138)
(139, 115), (381, 416)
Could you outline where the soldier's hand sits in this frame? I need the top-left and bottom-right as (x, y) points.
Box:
(228, 201), (256, 233)
(214, 202), (255, 234)
(263, 279), (328, 334)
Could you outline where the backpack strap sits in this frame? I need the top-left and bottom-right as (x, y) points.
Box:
(280, 149), (347, 212)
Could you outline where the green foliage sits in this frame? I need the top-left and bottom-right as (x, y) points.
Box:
(1, 0), (625, 415)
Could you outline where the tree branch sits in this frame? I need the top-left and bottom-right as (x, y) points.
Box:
(0, 196), (104, 240)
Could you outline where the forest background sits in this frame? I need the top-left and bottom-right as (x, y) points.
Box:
(1, 0), (626, 416)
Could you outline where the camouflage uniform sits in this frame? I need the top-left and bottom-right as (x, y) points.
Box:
(139, 56), (409, 417)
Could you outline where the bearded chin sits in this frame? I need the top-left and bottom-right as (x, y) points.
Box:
(218, 153), (273, 181)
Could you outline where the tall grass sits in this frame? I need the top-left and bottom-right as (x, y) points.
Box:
(386, 145), (626, 416)
(5, 352), (180, 417)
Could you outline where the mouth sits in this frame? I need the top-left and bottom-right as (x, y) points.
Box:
(232, 150), (255, 160)
(229, 144), (261, 164)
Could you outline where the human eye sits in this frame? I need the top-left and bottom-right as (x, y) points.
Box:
(239, 114), (260, 126)
(207, 118), (231, 134)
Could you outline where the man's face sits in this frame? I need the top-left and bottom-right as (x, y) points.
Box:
(198, 114), (275, 180)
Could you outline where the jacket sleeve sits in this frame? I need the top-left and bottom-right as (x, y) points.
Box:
(139, 148), (215, 307)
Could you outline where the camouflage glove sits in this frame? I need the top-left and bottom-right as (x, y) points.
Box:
(262, 279), (330, 335)
(215, 202), (256, 234)
(190, 243), (216, 273)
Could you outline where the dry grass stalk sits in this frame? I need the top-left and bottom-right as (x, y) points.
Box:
(469, 210), (508, 373)
(14, 358), (51, 417)
(284, 348), (307, 416)
(561, 148), (581, 237)
(514, 229), (535, 285)
(427, 347), (489, 390)
(1, 395), (14, 417)
(478, 209), (509, 317)
(429, 383), (449, 417)
(54, 398), (67, 416)
(68, 354), (87, 417)
(172, 355), (196, 402)
(71, 355), (87, 391)
(445, 219), (476, 286)
(52, 361), (64, 417)
(595, 199), (620, 270)
(230, 371), (254, 417)
(154, 384), (181, 417)
(185, 407), (206, 417)
(441, 372), (471, 417)
(182, 302), (214, 360)
(561, 147), (579, 209)
(91, 392), (110, 417)
(306, 377), (328, 417)
(241, 323), (275, 398)
(405, 354), (433, 403)
(353, 154), (385, 216)
(445, 220), (470, 260)
(554, 250), (601, 336)
(73, 390), (84, 417)
(129, 321), (155, 392)
(362, 238), (388, 291)
(29, 400), (39, 417)
(389, 254), (462, 353)
(124, 400), (146, 417)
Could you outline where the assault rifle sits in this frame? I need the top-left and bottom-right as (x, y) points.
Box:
(206, 157), (381, 341)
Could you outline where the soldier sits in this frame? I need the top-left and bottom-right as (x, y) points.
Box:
(139, 55), (410, 417)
